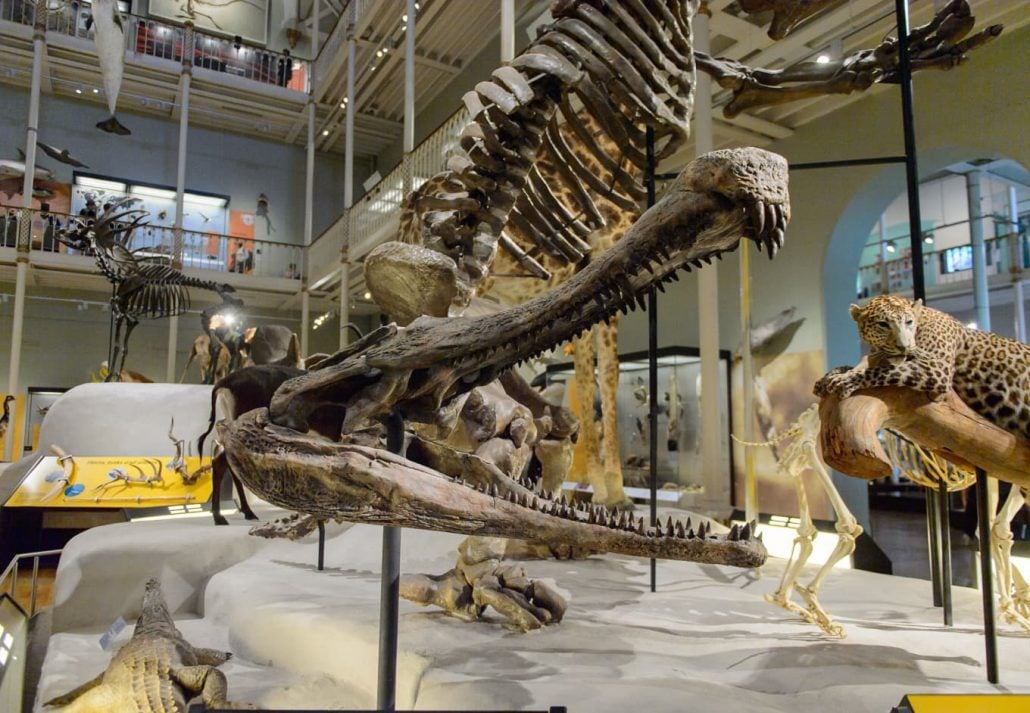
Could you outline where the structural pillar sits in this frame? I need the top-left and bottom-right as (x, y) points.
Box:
(340, 0), (357, 350)
(694, 6), (724, 511)
(966, 170), (990, 331)
(166, 23), (194, 381)
(6, 6), (46, 459)
(1008, 185), (1026, 342)
(300, 0), (321, 357)
(500, 0), (515, 64)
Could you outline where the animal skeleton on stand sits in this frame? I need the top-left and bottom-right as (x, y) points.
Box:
(59, 201), (239, 381)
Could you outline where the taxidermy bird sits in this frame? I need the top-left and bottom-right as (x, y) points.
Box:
(88, 0), (131, 135)
(36, 140), (89, 168)
(0, 395), (14, 442)
(256, 192), (274, 233)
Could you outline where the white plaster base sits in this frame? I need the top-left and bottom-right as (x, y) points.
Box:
(36, 512), (1030, 711)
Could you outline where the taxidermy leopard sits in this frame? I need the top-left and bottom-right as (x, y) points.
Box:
(816, 295), (1030, 439)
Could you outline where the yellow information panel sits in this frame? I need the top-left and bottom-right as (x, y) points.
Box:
(5, 455), (213, 508)
(900, 694), (1030, 712)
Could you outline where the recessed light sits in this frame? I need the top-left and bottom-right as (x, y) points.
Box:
(92, 88), (99, 94)
(322, 129), (330, 136)
(816, 54), (831, 64)
(75, 88), (82, 94)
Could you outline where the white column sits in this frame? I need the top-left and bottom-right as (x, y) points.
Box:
(167, 26), (193, 381)
(693, 8), (724, 511)
(1009, 185), (1026, 343)
(500, 0), (515, 64)
(340, 1), (357, 350)
(6, 8), (45, 459)
(402, 0), (416, 189)
(301, 0), (321, 357)
(966, 170), (990, 331)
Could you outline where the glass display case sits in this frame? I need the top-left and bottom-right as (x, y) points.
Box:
(546, 346), (733, 493)
(23, 388), (67, 454)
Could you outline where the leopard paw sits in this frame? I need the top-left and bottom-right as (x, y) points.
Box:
(814, 366), (854, 397)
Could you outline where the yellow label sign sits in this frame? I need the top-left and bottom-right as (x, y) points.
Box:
(902, 694), (1030, 713)
(5, 455), (213, 508)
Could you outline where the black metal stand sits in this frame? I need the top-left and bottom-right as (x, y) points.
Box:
(972, 469), (997, 684)
(377, 412), (405, 712)
(317, 520), (326, 572)
(645, 126), (658, 593)
(974, 468), (998, 684)
(926, 487), (943, 607)
(937, 479), (952, 626)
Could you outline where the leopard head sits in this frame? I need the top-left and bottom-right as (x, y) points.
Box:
(849, 295), (923, 363)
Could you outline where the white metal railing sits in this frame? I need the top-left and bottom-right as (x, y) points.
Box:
(1, 548), (61, 616)
(1, 205), (304, 281)
(0, 0), (309, 92)
(347, 108), (469, 259)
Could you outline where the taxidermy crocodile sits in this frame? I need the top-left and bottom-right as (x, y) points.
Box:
(217, 146), (789, 569)
(44, 578), (253, 712)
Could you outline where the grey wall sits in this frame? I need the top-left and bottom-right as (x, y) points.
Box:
(0, 84), (351, 241)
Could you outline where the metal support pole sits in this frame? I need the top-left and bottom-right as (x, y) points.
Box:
(173, 26), (193, 271)
(302, 97), (316, 357)
(740, 232), (756, 523)
(317, 519), (326, 571)
(7, 7), (45, 459)
(402, 0), (416, 195)
(165, 316), (179, 382)
(694, 7), (723, 511)
(926, 485), (943, 607)
(340, 2), (356, 350)
(966, 170), (990, 330)
(974, 468), (998, 683)
(938, 479), (952, 625)
(645, 126), (657, 593)
(500, 0), (515, 64)
(894, 0), (926, 302)
(378, 412), (404, 712)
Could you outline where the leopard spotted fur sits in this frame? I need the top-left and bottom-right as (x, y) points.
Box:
(815, 295), (1030, 439)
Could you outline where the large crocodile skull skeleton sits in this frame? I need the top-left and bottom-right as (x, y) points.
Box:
(217, 147), (787, 568)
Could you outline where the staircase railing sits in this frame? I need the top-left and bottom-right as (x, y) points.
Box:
(1, 549), (61, 616)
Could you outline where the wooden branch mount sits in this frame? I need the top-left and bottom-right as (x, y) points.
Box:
(818, 386), (1030, 489)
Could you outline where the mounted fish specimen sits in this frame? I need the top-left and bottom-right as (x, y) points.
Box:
(88, 0), (131, 135)
(36, 140), (90, 168)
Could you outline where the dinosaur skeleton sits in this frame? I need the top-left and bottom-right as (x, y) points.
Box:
(58, 201), (238, 381)
(735, 405), (862, 637)
(218, 147), (787, 568)
(885, 430), (1029, 633)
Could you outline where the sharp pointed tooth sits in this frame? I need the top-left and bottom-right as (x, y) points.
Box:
(752, 201), (766, 235)
(654, 524), (663, 537)
(685, 517), (692, 530)
(608, 514), (618, 528)
(490, 484), (499, 497)
(686, 527), (695, 538)
(675, 522), (686, 538)
(532, 496), (538, 509)
(559, 494), (568, 507)
(764, 202), (777, 237)
(741, 522), (752, 541)
(656, 282), (666, 293)
(637, 517), (645, 535)
(636, 293), (647, 310)
(668, 271), (680, 281)
(697, 522), (707, 538)
(519, 493), (529, 506)
(666, 520), (675, 538)
(728, 524), (740, 541)
(588, 510), (596, 524)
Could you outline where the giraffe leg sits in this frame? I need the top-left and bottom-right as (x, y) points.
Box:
(571, 329), (607, 502)
(597, 315), (630, 506)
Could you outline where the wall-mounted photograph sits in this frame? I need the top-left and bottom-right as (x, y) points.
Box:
(149, 0), (269, 45)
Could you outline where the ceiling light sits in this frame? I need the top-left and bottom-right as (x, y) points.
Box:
(376, 50), (383, 57)
(77, 176), (127, 192)
(340, 102), (346, 108)
(75, 88), (82, 94)
(381, 48), (388, 54)
(401, 14), (407, 22)
(322, 129), (330, 136)
(816, 54), (831, 64)
(885, 240), (896, 254)
(923, 233), (935, 245)
(185, 193), (228, 208)
(92, 88), (99, 94)
(131, 185), (178, 200)
(363, 290), (372, 300)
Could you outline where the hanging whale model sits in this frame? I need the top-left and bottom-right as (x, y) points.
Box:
(88, 0), (131, 135)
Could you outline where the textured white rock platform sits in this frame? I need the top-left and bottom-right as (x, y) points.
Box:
(37, 511), (1030, 712)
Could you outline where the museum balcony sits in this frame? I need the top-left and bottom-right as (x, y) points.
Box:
(0, 205), (305, 309)
(0, 0), (311, 145)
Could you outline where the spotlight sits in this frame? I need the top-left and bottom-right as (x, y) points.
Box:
(92, 87), (99, 94)
(923, 232), (935, 245)
(376, 50), (383, 58)
(322, 129), (330, 136)
(816, 54), (831, 64)
(885, 240), (896, 254)
(363, 290), (372, 300)
(75, 88), (82, 94)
